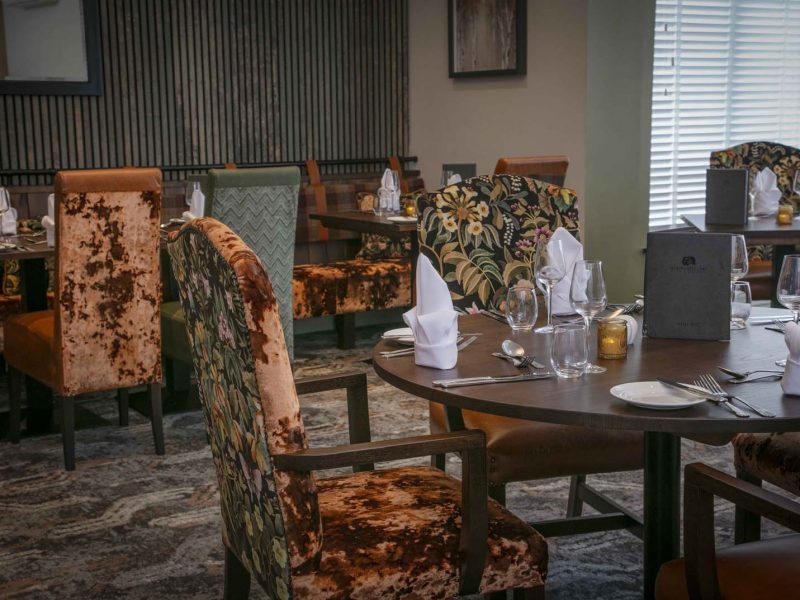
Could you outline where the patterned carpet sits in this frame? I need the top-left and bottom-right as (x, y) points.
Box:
(0, 325), (789, 599)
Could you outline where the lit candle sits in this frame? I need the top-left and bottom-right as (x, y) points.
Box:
(598, 319), (627, 360)
(403, 197), (417, 217)
(777, 204), (793, 225)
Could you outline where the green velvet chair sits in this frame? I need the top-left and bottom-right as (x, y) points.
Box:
(161, 166), (301, 383)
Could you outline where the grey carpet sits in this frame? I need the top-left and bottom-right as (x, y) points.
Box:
(0, 325), (791, 599)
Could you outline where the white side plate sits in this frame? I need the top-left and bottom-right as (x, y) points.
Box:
(610, 381), (706, 410)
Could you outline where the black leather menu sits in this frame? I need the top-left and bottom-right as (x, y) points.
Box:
(644, 231), (731, 341)
(705, 168), (749, 225)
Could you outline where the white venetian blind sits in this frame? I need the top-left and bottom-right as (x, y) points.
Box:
(649, 0), (800, 227)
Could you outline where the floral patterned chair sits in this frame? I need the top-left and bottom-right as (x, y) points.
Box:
(419, 175), (644, 533)
(709, 141), (800, 299)
(167, 217), (548, 599)
(6, 168), (165, 470)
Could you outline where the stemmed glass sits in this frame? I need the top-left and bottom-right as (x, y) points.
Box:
(569, 260), (608, 374)
(778, 255), (800, 324)
(730, 235), (748, 329)
(533, 236), (565, 334)
(0, 188), (10, 241)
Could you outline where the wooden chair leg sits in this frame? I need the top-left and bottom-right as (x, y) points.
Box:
(117, 388), (130, 426)
(431, 453), (446, 470)
(8, 366), (23, 443)
(61, 395), (75, 471)
(334, 313), (356, 349)
(223, 545), (251, 600)
(164, 356), (191, 394)
(488, 483), (507, 507)
(567, 474), (586, 517)
(734, 469), (762, 544)
(149, 382), (165, 455)
(513, 586), (545, 600)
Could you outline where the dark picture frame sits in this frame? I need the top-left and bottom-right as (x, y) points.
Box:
(0, 0), (102, 96)
(448, 0), (526, 78)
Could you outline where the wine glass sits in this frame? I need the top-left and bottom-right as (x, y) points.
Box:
(505, 286), (538, 331)
(731, 235), (748, 283)
(778, 255), (800, 323)
(533, 236), (565, 334)
(441, 170), (455, 187)
(730, 281), (752, 330)
(569, 260), (608, 374)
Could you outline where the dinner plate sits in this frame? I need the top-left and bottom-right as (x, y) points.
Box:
(386, 215), (417, 223)
(382, 327), (415, 345)
(610, 381), (706, 410)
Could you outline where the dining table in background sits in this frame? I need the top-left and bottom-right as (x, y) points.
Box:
(681, 213), (800, 307)
(373, 313), (800, 599)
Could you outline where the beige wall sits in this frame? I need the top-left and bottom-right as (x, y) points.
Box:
(408, 0), (588, 199)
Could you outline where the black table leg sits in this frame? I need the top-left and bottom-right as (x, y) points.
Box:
(643, 431), (681, 599)
(771, 244), (794, 307)
(19, 258), (54, 434)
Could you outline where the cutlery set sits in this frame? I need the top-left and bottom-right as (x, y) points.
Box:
(658, 374), (775, 418)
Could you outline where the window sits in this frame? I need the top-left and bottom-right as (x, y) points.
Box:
(649, 0), (800, 227)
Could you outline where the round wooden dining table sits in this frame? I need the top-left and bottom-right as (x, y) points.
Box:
(372, 313), (800, 599)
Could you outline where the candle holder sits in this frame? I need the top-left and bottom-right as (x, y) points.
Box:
(598, 318), (627, 360)
(403, 196), (418, 217)
(777, 204), (793, 225)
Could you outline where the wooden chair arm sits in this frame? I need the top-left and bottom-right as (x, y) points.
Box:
(274, 429), (488, 595)
(683, 463), (800, 599)
(294, 372), (372, 471)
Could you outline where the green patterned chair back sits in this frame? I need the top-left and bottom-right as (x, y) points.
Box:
(206, 167), (300, 359)
(418, 174), (579, 312)
(167, 218), (321, 598)
(710, 141), (800, 207)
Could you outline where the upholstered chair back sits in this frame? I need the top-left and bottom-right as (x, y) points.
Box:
(205, 167), (300, 359)
(710, 141), (800, 206)
(418, 175), (579, 312)
(493, 155), (569, 187)
(53, 168), (162, 396)
(167, 218), (321, 597)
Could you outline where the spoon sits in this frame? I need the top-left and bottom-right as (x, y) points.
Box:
(600, 307), (625, 322)
(502, 339), (526, 359)
(718, 366), (785, 380)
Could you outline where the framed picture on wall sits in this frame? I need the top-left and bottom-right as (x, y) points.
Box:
(448, 0), (527, 78)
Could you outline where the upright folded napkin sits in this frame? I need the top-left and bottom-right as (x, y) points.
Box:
(0, 188), (14, 235)
(403, 254), (459, 369)
(782, 322), (800, 395)
(548, 227), (584, 315)
(183, 182), (205, 220)
(380, 168), (401, 212)
(752, 167), (781, 216)
(47, 193), (55, 220)
(619, 314), (638, 345)
(43, 193), (55, 247)
(446, 173), (462, 185)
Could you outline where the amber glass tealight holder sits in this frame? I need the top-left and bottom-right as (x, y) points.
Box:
(777, 204), (793, 225)
(598, 318), (627, 360)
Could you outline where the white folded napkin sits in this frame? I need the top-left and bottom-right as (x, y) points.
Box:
(782, 322), (800, 395)
(403, 254), (459, 369)
(752, 167), (781, 216)
(619, 315), (638, 345)
(380, 168), (401, 211)
(447, 174), (462, 185)
(549, 228), (584, 315)
(184, 182), (205, 220)
(1, 207), (16, 236)
(41, 215), (55, 247)
(47, 193), (55, 220)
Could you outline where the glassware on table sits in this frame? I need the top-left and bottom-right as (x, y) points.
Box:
(533, 236), (565, 334)
(505, 286), (538, 331)
(550, 323), (587, 378)
(778, 254), (800, 323)
(569, 260), (608, 374)
(731, 235), (748, 283)
(598, 318), (628, 359)
(0, 188), (10, 240)
(730, 281), (752, 330)
(441, 170), (455, 187)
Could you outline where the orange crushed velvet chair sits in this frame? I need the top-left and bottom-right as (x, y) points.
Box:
(6, 168), (165, 471)
(167, 217), (548, 599)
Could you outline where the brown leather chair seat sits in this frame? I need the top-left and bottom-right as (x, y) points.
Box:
(430, 403), (643, 483)
(5, 310), (55, 387)
(655, 534), (800, 599)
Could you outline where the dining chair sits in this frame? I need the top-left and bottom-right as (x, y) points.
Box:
(493, 155), (569, 187)
(418, 174), (644, 535)
(731, 431), (800, 544)
(655, 462), (800, 599)
(167, 217), (548, 599)
(709, 141), (800, 300)
(6, 168), (165, 470)
(161, 166), (300, 387)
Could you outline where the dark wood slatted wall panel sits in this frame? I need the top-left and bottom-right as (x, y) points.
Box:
(0, 0), (409, 186)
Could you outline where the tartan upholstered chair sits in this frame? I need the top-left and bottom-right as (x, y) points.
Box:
(419, 175), (644, 528)
(167, 218), (548, 600)
(6, 168), (165, 470)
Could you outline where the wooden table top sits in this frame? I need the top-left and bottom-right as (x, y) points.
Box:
(681, 213), (800, 245)
(310, 210), (416, 238)
(373, 313), (800, 435)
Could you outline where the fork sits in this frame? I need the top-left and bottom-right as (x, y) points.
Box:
(699, 374), (776, 417)
(691, 378), (750, 418)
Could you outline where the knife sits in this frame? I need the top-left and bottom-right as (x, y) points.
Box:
(657, 378), (719, 399)
(432, 373), (552, 388)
